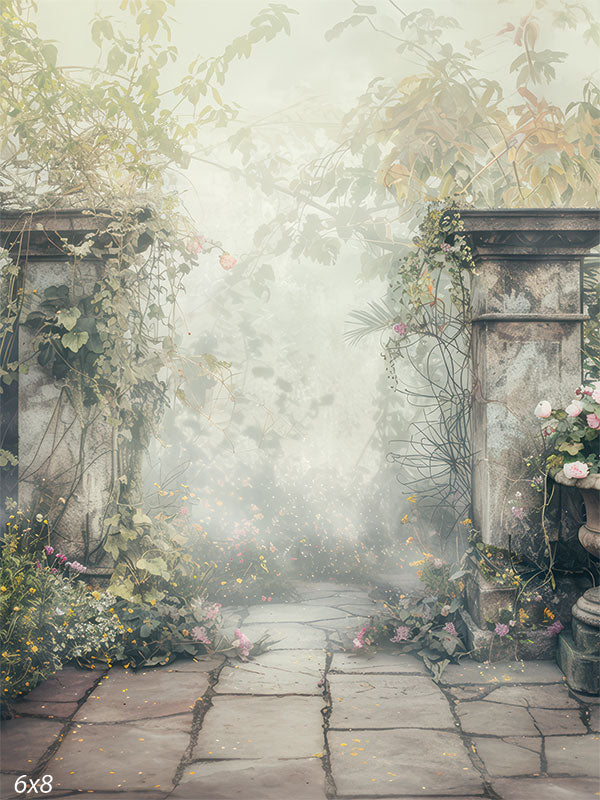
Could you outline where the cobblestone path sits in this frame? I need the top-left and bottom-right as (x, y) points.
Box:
(2, 582), (598, 799)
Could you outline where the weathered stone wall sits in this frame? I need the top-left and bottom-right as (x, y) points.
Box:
(18, 258), (115, 566)
(1, 211), (116, 568)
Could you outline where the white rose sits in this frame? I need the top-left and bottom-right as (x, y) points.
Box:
(534, 401), (552, 418)
(565, 400), (583, 417)
(563, 461), (590, 479)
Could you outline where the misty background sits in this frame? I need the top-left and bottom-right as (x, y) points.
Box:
(29, 0), (598, 575)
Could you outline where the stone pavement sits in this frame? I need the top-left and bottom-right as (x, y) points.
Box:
(1, 582), (599, 800)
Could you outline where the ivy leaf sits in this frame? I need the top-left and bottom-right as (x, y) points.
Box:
(558, 441), (583, 455)
(61, 330), (89, 352)
(56, 307), (81, 331)
(132, 509), (152, 526)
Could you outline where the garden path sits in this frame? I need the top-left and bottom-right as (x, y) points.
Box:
(1, 582), (598, 800)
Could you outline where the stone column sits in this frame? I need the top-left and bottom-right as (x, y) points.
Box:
(459, 208), (600, 655)
(0, 210), (115, 571)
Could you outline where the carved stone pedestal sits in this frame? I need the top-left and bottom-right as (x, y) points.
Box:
(458, 208), (600, 659)
(555, 472), (600, 694)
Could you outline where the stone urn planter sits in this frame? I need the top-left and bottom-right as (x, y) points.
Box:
(554, 470), (600, 694)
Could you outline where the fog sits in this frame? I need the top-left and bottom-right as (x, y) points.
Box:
(29, 0), (597, 590)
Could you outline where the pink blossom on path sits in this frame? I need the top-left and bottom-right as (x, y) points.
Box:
(534, 401), (552, 418)
(191, 626), (211, 645)
(393, 322), (407, 336)
(586, 413), (600, 429)
(204, 603), (221, 620)
(219, 253), (237, 271)
(495, 623), (510, 637)
(353, 637), (364, 649)
(563, 461), (590, 479)
(391, 625), (411, 642)
(233, 628), (252, 658)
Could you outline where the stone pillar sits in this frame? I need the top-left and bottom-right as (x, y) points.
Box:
(459, 208), (600, 656)
(0, 210), (115, 571)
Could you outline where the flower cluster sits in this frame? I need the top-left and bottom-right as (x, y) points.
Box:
(535, 382), (600, 477)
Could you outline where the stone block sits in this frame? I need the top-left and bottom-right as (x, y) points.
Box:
(171, 758), (327, 800)
(215, 649), (325, 695)
(192, 696), (324, 760)
(472, 736), (541, 776)
(74, 665), (212, 722)
(328, 728), (482, 796)
(328, 674), (455, 730)
(0, 717), (62, 773)
(48, 714), (192, 792)
(557, 631), (600, 695)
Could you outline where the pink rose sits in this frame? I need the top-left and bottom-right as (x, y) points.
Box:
(534, 401), (552, 418)
(563, 461), (590, 479)
(219, 254), (237, 271)
(565, 400), (583, 417)
(587, 413), (600, 430)
(393, 322), (407, 336)
(233, 628), (252, 659)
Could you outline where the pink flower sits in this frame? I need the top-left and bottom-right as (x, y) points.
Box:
(586, 413), (600, 430)
(191, 626), (211, 645)
(44, 545), (54, 555)
(592, 387), (600, 403)
(353, 637), (364, 649)
(204, 603), (221, 620)
(433, 558), (444, 568)
(55, 553), (67, 564)
(187, 235), (206, 255)
(563, 461), (590, 480)
(534, 401), (552, 418)
(219, 253), (237, 271)
(67, 560), (87, 573)
(233, 628), (252, 658)
(546, 619), (564, 637)
(393, 322), (407, 336)
(565, 400), (583, 417)
(391, 625), (411, 642)
(443, 622), (457, 636)
(495, 623), (509, 637)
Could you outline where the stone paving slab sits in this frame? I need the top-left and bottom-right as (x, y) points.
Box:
(477, 683), (579, 708)
(440, 660), (566, 685)
(491, 776), (599, 799)
(544, 734), (600, 776)
(0, 717), (63, 773)
(328, 728), (483, 796)
(14, 700), (79, 718)
(241, 622), (327, 650)
(192, 696), (324, 760)
(216, 649), (325, 694)
(171, 757), (327, 799)
(164, 654), (225, 673)
(472, 735), (541, 776)
(329, 674), (456, 730)
(19, 666), (103, 703)
(48, 713), (192, 792)
(330, 651), (427, 674)
(244, 603), (353, 624)
(455, 700), (539, 736)
(530, 706), (587, 734)
(74, 666), (211, 723)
